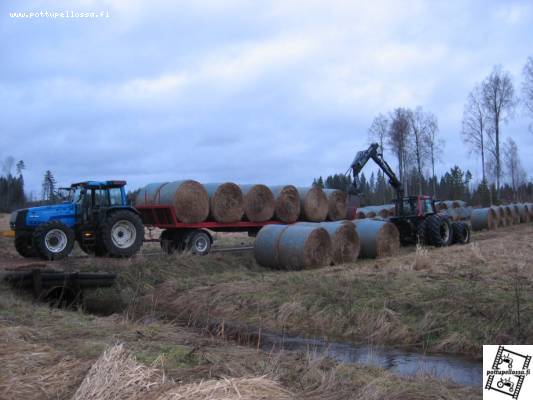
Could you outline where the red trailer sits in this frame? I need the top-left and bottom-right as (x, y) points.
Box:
(136, 205), (282, 255)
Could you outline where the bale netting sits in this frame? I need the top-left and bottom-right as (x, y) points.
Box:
(323, 189), (348, 221)
(239, 184), (275, 222)
(254, 224), (289, 269)
(203, 183), (244, 223)
(471, 208), (498, 231)
(254, 224), (332, 270)
(270, 185), (301, 223)
(136, 180), (209, 223)
(296, 186), (328, 222)
(299, 221), (360, 264)
(350, 219), (400, 259)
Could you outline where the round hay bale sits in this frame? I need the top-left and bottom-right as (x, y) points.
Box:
(203, 183), (244, 223)
(502, 205), (515, 225)
(296, 186), (328, 222)
(239, 184), (275, 222)
(490, 206), (507, 227)
(277, 225), (331, 269)
(323, 189), (348, 221)
(317, 221), (360, 264)
(137, 180), (209, 223)
(356, 210), (366, 219)
(270, 185), (301, 223)
(435, 201), (447, 211)
(351, 219), (400, 258)
(254, 224), (289, 269)
(510, 204), (523, 224)
(471, 208), (497, 231)
(526, 203), (533, 221)
(517, 204), (531, 222)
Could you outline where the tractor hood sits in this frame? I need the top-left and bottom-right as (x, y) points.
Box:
(11, 203), (77, 229)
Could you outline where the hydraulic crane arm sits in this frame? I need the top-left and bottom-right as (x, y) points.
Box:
(349, 143), (404, 211)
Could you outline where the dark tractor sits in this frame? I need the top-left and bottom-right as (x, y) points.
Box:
(348, 143), (471, 247)
(10, 181), (144, 260)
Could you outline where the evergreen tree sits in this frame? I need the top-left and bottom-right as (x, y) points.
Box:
(42, 170), (57, 201)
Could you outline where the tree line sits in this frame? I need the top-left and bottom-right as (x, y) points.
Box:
(314, 58), (533, 206)
(0, 155), (62, 212)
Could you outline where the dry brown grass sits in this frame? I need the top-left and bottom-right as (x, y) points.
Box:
(73, 344), (166, 400)
(149, 223), (533, 356)
(0, 325), (91, 400)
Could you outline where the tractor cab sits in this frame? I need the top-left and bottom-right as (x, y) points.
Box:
(395, 195), (436, 218)
(67, 181), (128, 223)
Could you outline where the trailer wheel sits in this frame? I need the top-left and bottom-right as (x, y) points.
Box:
(33, 221), (75, 260)
(100, 210), (144, 257)
(186, 230), (212, 255)
(15, 233), (38, 258)
(426, 215), (453, 247)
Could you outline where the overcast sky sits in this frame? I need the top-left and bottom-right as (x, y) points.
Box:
(1, 0), (532, 196)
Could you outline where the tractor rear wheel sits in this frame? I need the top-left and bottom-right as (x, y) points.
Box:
(33, 221), (75, 260)
(100, 210), (144, 257)
(14, 233), (38, 258)
(426, 215), (453, 247)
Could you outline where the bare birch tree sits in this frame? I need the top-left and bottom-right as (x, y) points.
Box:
(387, 108), (411, 194)
(503, 137), (526, 200)
(368, 113), (389, 152)
(424, 113), (442, 197)
(522, 56), (533, 132)
(481, 65), (517, 196)
(462, 85), (489, 182)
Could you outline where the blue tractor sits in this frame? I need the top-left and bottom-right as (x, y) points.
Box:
(10, 181), (144, 260)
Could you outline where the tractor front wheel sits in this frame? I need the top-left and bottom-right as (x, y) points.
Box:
(33, 221), (75, 260)
(100, 210), (144, 257)
(426, 215), (453, 247)
(14, 233), (38, 258)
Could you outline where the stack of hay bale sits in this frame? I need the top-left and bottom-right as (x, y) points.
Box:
(137, 181), (348, 224)
(253, 218), (400, 270)
(470, 203), (532, 231)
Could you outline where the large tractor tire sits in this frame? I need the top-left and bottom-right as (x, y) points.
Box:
(100, 210), (144, 257)
(452, 221), (471, 245)
(14, 233), (38, 258)
(33, 221), (75, 260)
(426, 214), (453, 247)
(416, 220), (427, 245)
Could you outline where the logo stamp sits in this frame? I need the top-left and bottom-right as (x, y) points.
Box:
(484, 345), (532, 399)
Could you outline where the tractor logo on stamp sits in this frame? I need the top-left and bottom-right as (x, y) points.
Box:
(484, 345), (532, 399)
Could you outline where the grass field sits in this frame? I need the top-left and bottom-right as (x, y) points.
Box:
(2, 214), (532, 398)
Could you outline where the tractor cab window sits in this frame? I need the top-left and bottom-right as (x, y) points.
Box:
(421, 199), (433, 214)
(109, 188), (123, 206)
(69, 187), (86, 204)
(402, 199), (415, 215)
(94, 189), (110, 207)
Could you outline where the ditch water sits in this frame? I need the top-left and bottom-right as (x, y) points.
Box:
(258, 333), (483, 387)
